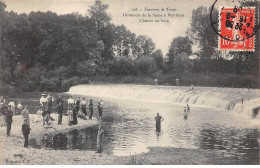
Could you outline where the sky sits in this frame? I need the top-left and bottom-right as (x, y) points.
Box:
(3, 0), (241, 56)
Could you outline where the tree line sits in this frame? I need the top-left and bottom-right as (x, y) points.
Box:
(0, 1), (259, 93)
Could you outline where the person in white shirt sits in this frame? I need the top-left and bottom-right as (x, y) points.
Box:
(8, 100), (16, 115)
(17, 102), (22, 109)
(17, 102), (22, 115)
(80, 98), (87, 116)
(67, 96), (74, 109)
(40, 94), (47, 109)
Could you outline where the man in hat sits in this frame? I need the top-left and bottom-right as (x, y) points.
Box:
(56, 94), (63, 125)
(40, 94), (47, 109)
(6, 105), (13, 136)
(56, 94), (63, 107)
(22, 118), (31, 147)
(46, 94), (54, 115)
(88, 99), (93, 119)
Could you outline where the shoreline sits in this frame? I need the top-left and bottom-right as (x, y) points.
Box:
(1, 114), (259, 165)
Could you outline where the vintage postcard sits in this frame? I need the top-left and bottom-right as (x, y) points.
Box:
(0, 0), (259, 165)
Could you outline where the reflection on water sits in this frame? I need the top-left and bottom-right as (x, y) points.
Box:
(30, 96), (259, 161)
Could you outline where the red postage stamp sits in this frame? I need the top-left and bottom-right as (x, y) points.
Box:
(219, 7), (255, 51)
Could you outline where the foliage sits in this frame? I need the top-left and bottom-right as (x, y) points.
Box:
(166, 36), (192, 70)
(0, 1), (259, 92)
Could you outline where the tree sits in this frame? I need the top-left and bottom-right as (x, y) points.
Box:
(88, 0), (111, 31)
(186, 6), (218, 73)
(151, 49), (164, 70)
(112, 25), (136, 58)
(134, 35), (156, 57)
(173, 53), (193, 74)
(167, 36), (192, 70)
(135, 56), (157, 75)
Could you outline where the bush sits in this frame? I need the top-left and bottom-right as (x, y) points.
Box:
(135, 56), (157, 75)
(109, 57), (137, 76)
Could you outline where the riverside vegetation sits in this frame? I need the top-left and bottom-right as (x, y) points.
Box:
(0, 1), (259, 94)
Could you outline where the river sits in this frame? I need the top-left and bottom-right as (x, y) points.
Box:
(31, 84), (260, 162)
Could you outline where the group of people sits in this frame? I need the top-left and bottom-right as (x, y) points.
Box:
(154, 104), (191, 133)
(0, 100), (31, 147)
(66, 96), (104, 126)
(0, 93), (105, 150)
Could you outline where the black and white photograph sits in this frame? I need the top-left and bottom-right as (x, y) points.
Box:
(0, 0), (259, 165)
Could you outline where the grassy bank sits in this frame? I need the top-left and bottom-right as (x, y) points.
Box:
(1, 72), (259, 94)
(88, 73), (259, 88)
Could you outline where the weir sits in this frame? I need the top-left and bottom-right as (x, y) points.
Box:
(69, 84), (260, 118)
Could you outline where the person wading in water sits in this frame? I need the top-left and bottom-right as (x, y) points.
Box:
(155, 113), (164, 132)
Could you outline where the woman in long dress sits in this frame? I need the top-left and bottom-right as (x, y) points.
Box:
(68, 106), (74, 125)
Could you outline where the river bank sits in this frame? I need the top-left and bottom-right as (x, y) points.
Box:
(0, 114), (100, 164)
(0, 114), (259, 165)
(0, 86), (259, 165)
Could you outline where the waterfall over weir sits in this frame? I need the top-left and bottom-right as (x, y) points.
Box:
(69, 84), (260, 118)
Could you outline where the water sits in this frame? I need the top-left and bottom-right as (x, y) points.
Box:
(69, 84), (260, 118)
(30, 95), (260, 161)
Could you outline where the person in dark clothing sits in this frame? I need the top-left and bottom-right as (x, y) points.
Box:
(72, 106), (78, 125)
(22, 119), (31, 147)
(57, 102), (63, 125)
(1, 103), (8, 127)
(56, 94), (63, 107)
(154, 113), (164, 132)
(75, 97), (80, 113)
(47, 94), (53, 115)
(98, 100), (104, 120)
(88, 99), (93, 120)
(6, 106), (13, 136)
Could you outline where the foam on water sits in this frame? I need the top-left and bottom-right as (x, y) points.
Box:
(69, 84), (260, 119)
